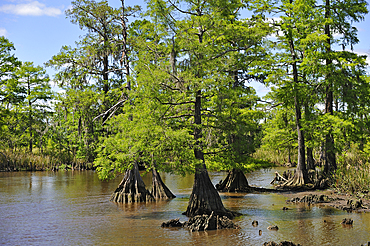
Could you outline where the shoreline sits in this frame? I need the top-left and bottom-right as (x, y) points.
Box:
(280, 189), (370, 213)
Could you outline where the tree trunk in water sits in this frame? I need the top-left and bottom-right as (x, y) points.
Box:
(324, 0), (337, 175)
(185, 164), (235, 219)
(216, 169), (251, 192)
(185, 90), (235, 218)
(151, 168), (176, 200)
(110, 163), (154, 203)
(281, 124), (308, 187)
(324, 87), (336, 174)
(281, 100), (308, 187)
(183, 25), (236, 218)
(280, 22), (308, 187)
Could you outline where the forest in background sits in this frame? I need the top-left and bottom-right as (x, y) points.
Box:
(0, 0), (370, 195)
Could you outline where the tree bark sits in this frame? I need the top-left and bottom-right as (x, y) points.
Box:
(120, 0), (130, 89)
(216, 169), (251, 192)
(110, 162), (155, 203)
(28, 76), (32, 153)
(324, 86), (336, 173)
(183, 19), (235, 218)
(324, 0), (337, 175)
(306, 147), (315, 170)
(280, 12), (308, 186)
(151, 168), (176, 200)
(185, 164), (235, 219)
(184, 90), (234, 218)
(292, 38), (307, 185)
(279, 91), (308, 187)
(304, 103), (315, 171)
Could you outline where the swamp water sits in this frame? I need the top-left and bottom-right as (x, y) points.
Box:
(1, 168), (370, 245)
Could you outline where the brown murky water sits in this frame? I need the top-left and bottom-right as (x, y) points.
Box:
(1, 168), (370, 245)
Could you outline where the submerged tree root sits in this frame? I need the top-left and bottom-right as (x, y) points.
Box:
(161, 212), (240, 231)
(287, 194), (336, 204)
(272, 168), (332, 191)
(287, 194), (370, 212)
(263, 241), (301, 246)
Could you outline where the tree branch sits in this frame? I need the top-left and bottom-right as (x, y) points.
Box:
(162, 114), (193, 119)
(154, 97), (195, 105)
(93, 97), (127, 122)
(211, 46), (253, 60)
(167, 0), (199, 16)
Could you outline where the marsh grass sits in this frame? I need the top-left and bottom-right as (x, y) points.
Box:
(207, 157), (275, 173)
(333, 147), (370, 198)
(252, 148), (298, 166)
(0, 149), (92, 171)
(0, 150), (52, 171)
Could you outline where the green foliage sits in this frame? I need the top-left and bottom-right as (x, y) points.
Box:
(94, 0), (269, 179)
(253, 147), (297, 166)
(49, 87), (106, 163)
(261, 106), (297, 152)
(45, 0), (141, 166)
(0, 37), (21, 136)
(0, 36), (54, 154)
(303, 113), (354, 151)
(95, 99), (197, 180)
(250, 0), (369, 176)
(14, 62), (53, 152)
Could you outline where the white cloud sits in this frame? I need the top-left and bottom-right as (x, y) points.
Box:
(0, 28), (8, 37)
(0, 1), (62, 17)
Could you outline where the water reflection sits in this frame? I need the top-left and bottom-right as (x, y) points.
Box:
(1, 170), (370, 245)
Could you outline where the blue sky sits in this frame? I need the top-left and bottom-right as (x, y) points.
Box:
(1, 0), (369, 96)
(0, 0), (143, 71)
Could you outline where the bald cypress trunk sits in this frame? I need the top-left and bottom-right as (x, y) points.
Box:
(110, 163), (154, 203)
(185, 165), (235, 219)
(323, 0), (337, 175)
(307, 147), (315, 170)
(216, 169), (251, 192)
(279, 10), (308, 187)
(151, 168), (175, 200)
(184, 91), (235, 218)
